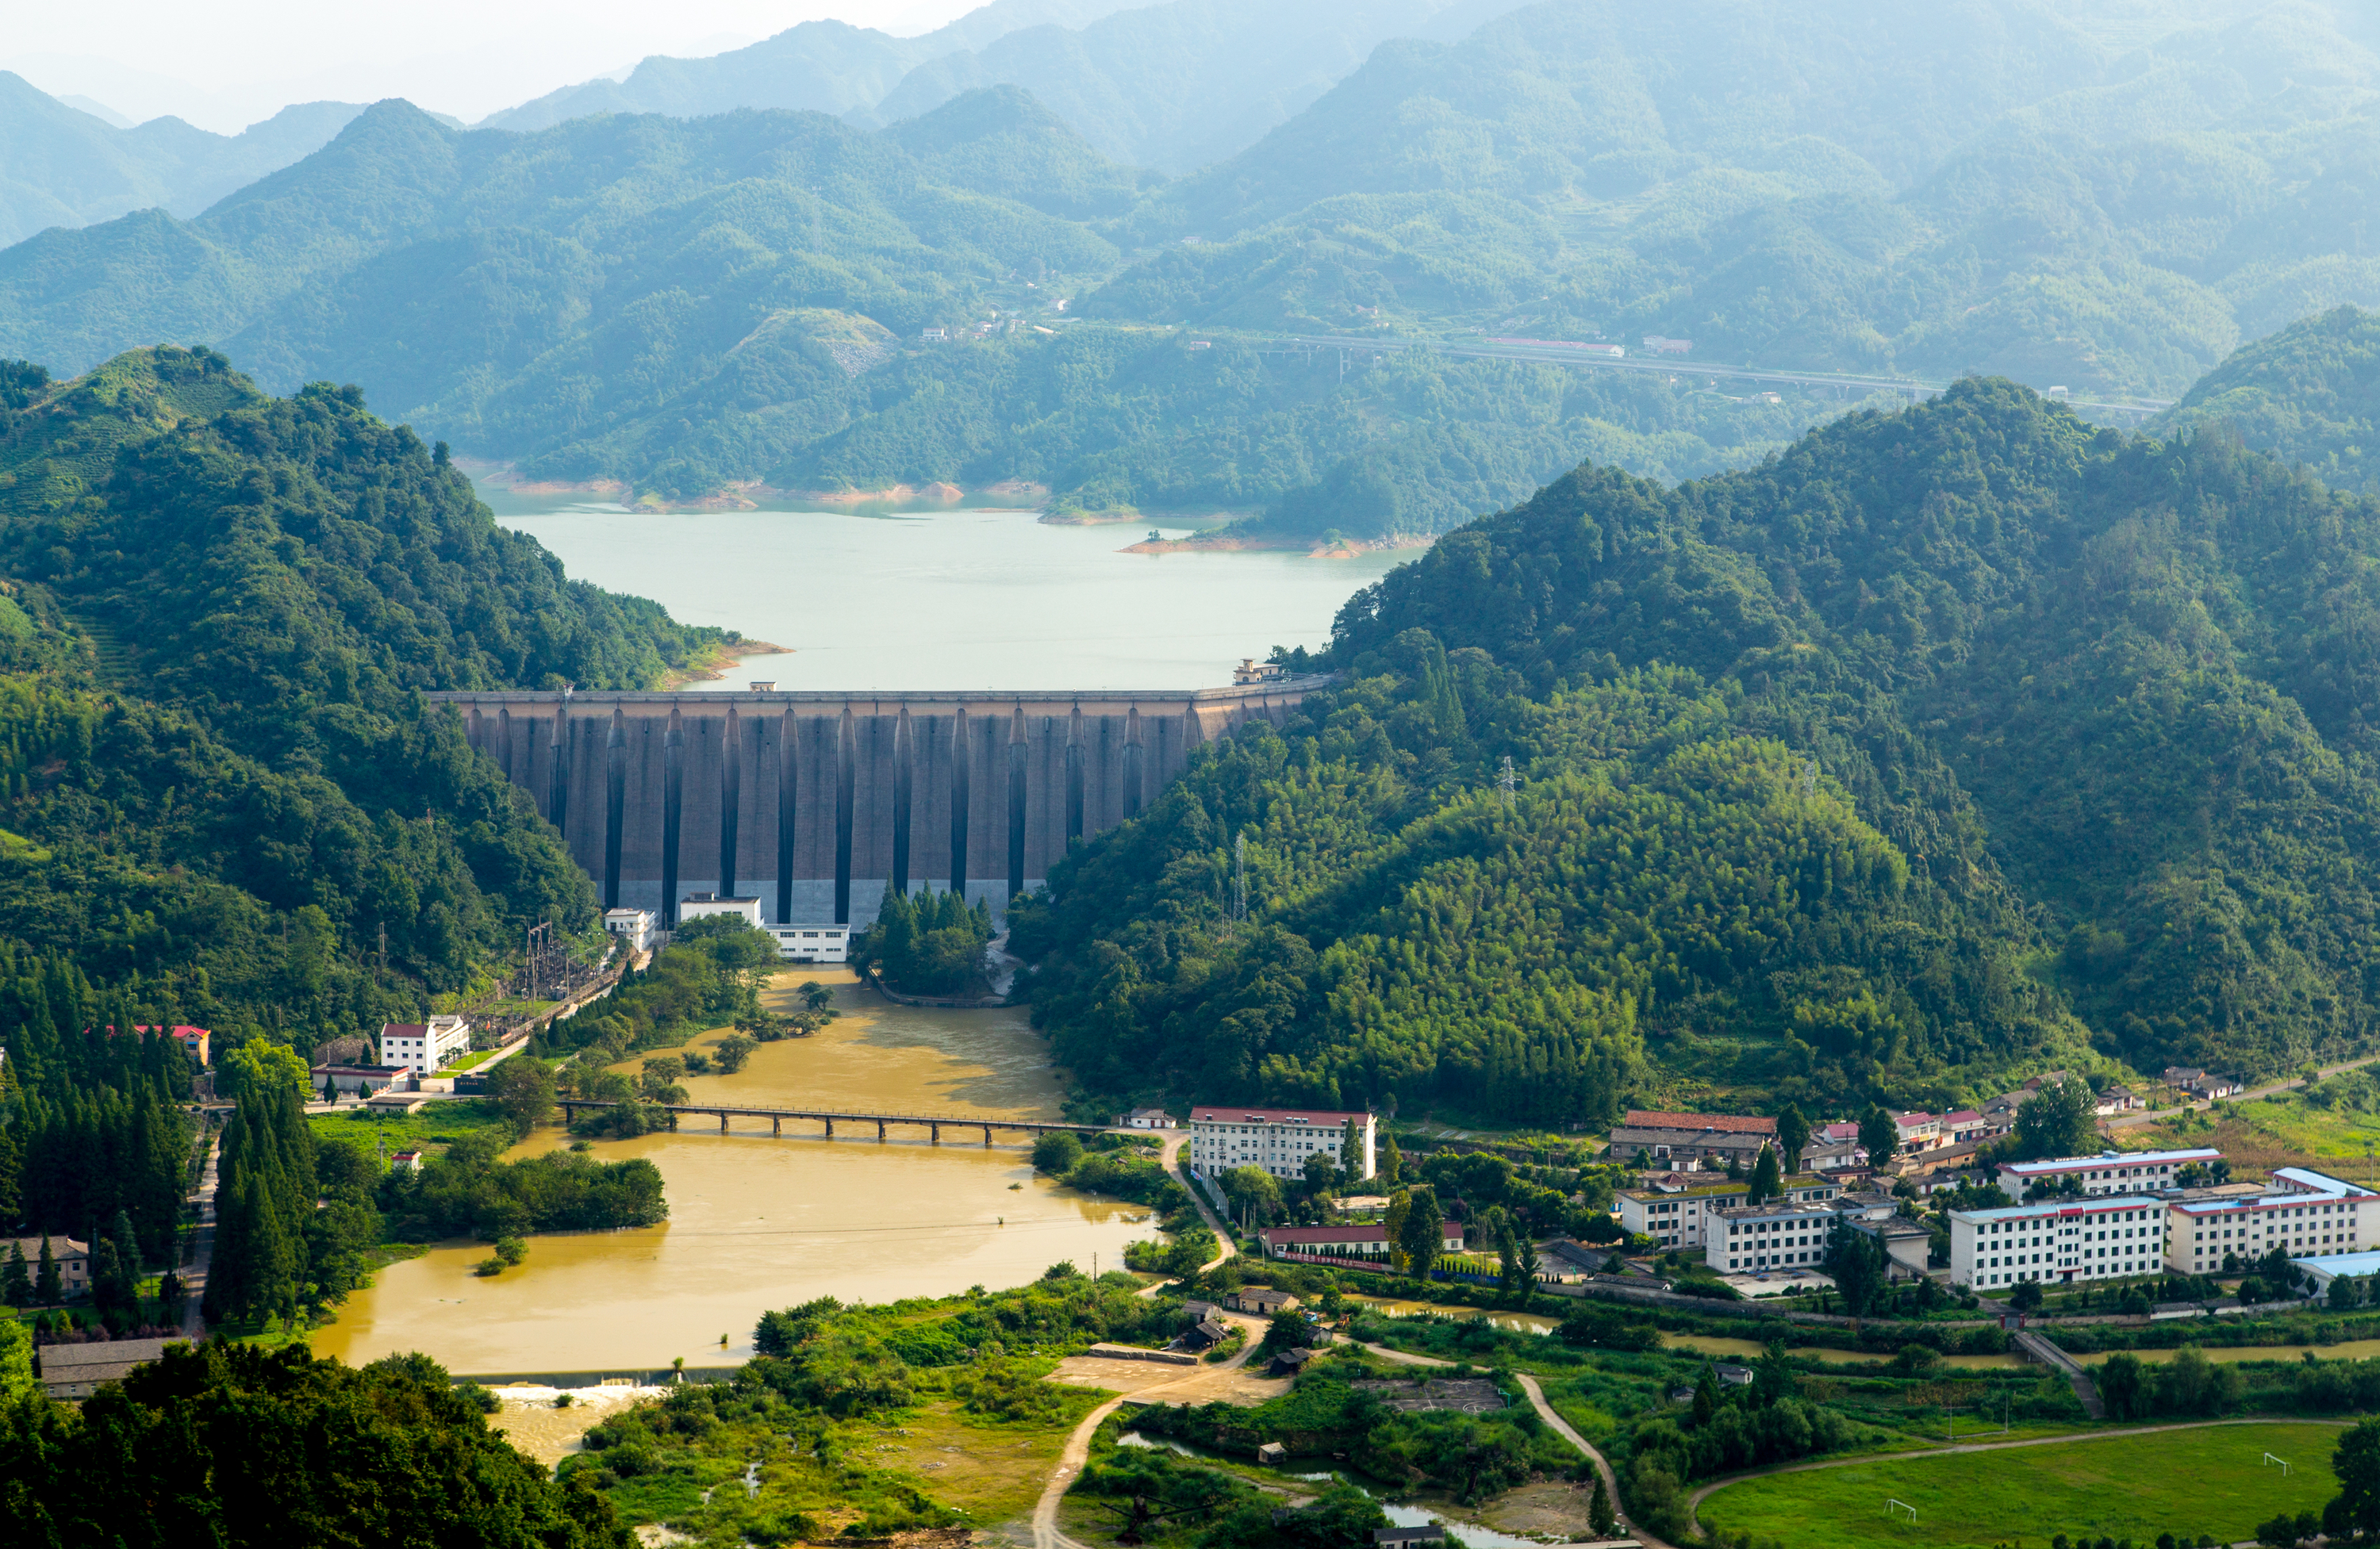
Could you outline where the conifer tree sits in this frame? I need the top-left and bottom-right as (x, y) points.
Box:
(34, 1235), (59, 1304)
(1, 1243), (28, 1306)
(1748, 1144), (1782, 1205)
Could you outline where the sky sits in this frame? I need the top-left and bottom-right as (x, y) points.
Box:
(1, 0), (986, 133)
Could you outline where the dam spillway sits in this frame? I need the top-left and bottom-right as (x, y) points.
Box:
(424, 681), (1332, 926)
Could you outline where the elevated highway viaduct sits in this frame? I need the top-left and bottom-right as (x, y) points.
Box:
(424, 679), (1334, 927)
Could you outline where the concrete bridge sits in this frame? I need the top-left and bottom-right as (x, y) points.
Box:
(553, 1098), (1112, 1144)
(426, 680), (1331, 926)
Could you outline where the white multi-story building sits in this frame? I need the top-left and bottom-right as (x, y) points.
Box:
(604, 908), (656, 953)
(680, 894), (763, 927)
(1948, 1194), (2167, 1289)
(1995, 1146), (2221, 1198)
(1188, 1106), (1376, 1182)
(1618, 1176), (1843, 1251)
(1713, 1201), (1838, 1274)
(379, 1016), (473, 1075)
(2167, 1168), (2374, 1274)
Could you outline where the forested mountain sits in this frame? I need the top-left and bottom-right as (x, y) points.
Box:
(0, 72), (359, 249)
(0, 346), (718, 1053)
(2155, 305), (2380, 495)
(1016, 378), (2380, 1118)
(8, 2), (2380, 526)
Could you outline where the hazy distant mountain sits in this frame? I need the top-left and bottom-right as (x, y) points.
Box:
(1088, 0), (2380, 393)
(853, 0), (1530, 174)
(0, 71), (362, 247)
(480, 0), (1137, 133)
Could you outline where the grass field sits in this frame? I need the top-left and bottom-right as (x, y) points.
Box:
(1697, 1422), (2346, 1549)
(302, 1097), (516, 1156)
(2133, 1098), (2380, 1183)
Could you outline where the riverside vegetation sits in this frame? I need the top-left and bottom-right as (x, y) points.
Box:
(13, 6), (2380, 525)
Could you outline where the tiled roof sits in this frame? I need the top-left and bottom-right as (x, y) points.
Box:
(1621, 1110), (1777, 1134)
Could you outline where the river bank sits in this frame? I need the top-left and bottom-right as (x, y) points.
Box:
(309, 969), (1161, 1375)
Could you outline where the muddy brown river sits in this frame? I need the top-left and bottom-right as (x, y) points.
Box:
(310, 970), (1161, 1375)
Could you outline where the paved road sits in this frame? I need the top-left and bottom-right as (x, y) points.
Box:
(1257, 332), (2171, 419)
(1683, 1417), (2348, 1537)
(178, 1127), (220, 1337)
(1030, 1131), (1246, 1549)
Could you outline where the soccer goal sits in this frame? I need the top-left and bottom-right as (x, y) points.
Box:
(2265, 1454), (2292, 1476)
(1887, 1499), (1918, 1523)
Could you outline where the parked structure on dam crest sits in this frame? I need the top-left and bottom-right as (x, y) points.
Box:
(425, 679), (1334, 926)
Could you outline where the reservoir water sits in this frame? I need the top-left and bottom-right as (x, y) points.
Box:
(312, 971), (1157, 1375)
(478, 487), (1407, 691)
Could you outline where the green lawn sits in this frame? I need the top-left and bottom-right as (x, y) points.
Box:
(1697, 1421), (2347, 1549)
(302, 1098), (516, 1156)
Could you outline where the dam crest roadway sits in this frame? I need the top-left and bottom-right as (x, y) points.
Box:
(425, 678), (1335, 926)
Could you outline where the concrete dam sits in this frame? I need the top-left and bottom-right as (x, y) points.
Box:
(424, 681), (1332, 926)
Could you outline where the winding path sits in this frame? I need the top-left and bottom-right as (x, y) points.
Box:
(1029, 1132), (1246, 1549)
(1683, 1417), (2351, 1538)
(1350, 1336), (1670, 1549)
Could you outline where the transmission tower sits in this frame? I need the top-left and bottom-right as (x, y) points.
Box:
(1498, 754), (1518, 810)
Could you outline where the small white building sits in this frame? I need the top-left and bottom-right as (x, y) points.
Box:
(1996, 1146), (2221, 1198)
(681, 893), (764, 928)
(1119, 1106), (1177, 1129)
(1188, 1105), (1376, 1182)
(604, 908), (656, 953)
(766, 924), (849, 962)
(380, 1016), (472, 1075)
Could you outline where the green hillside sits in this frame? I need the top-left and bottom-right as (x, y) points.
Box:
(2154, 305), (2380, 494)
(1016, 378), (2380, 1118)
(0, 345), (719, 1037)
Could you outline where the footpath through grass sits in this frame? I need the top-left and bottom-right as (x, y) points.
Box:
(1698, 1421), (2346, 1549)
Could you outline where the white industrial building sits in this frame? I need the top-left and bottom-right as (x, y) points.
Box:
(604, 908), (656, 953)
(767, 924), (850, 963)
(680, 894), (764, 927)
(379, 1016), (473, 1075)
(1188, 1105), (1376, 1182)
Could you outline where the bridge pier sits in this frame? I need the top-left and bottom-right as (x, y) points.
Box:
(718, 1111), (728, 1132)
(931, 1122), (941, 1144)
(823, 1117), (834, 1138)
(877, 1119), (887, 1140)
(772, 1115), (781, 1136)
(983, 1125), (993, 1146)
